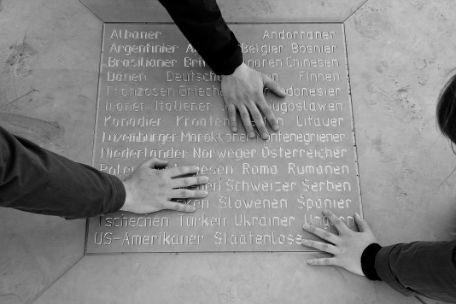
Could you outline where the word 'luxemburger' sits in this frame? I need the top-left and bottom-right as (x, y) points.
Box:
(100, 131), (347, 146)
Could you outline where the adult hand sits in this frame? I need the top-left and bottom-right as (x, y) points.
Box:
(120, 159), (209, 214)
(221, 63), (286, 140)
(301, 211), (377, 276)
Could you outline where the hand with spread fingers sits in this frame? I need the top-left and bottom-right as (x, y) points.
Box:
(302, 210), (377, 276)
(120, 158), (209, 214)
(221, 63), (286, 140)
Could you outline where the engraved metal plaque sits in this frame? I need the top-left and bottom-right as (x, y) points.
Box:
(86, 23), (362, 253)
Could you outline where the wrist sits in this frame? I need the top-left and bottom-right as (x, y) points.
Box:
(222, 62), (246, 78)
(361, 243), (382, 281)
(119, 180), (133, 212)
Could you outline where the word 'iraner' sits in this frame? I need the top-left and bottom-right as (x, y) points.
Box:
(104, 101), (212, 112)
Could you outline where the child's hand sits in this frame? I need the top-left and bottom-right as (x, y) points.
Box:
(301, 211), (377, 276)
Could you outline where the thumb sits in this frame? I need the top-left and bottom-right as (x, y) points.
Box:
(141, 158), (168, 169)
(263, 75), (286, 97)
(355, 213), (372, 233)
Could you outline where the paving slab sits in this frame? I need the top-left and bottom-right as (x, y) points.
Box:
(345, 2), (456, 301)
(79, 0), (368, 23)
(0, 0), (100, 303)
(86, 22), (363, 254)
(345, 0), (456, 245)
(0, 0), (455, 303)
(34, 253), (418, 304)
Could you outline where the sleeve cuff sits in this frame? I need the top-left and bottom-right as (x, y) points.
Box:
(103, 174), (126, 214)
(361, 243), (382, 281)
(210, 32), (243, 75)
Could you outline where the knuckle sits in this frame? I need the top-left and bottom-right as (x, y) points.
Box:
(322, 231), (332, 239)
(240, 111), (250, 120)
(182, 178), (191, 187)
(180, 189), (190, 197)
(252, 113), (263, 121)
(154, 170), (165, 178)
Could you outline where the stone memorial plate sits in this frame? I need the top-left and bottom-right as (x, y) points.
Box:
(86, 23), (362, 253)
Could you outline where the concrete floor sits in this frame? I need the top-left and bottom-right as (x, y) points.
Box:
(1, 0), (456, 303)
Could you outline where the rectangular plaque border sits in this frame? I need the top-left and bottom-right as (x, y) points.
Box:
(85, 22), (364, 254)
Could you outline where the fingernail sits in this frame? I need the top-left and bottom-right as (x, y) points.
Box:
(232, 127), (237, 132)
(201, 191), (209, 196)
(262, 133), (270, 140)
(249, 132), (255, 138)
(201, 176), (209, 182)
(302, 224), (310, 230)
(272, 123), (279, 131)
(355, 213), (361, 218)
(193, 166), (200, 171)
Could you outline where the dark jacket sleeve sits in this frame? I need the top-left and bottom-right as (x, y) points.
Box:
(158, 0), (243, 75)
(363, 241), (456, 302)
(0, 126), (125, 219)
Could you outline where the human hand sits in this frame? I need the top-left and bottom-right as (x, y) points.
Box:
(221, 63), (286, 140)
(301, 211), (377, 276)
(120, 159), (209, 214)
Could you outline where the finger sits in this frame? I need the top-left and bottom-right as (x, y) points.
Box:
(302, 224), (339, 244)
(239, 105), (255, 138)
(227, 104), (238, 133)
(171, 176), (209, 189)
(263, 75), (286, 97)
(248, 103), (269, 140)
(323, 210), (351, 235)
(165, 165), (200, 178)
(169, 189), (208, 199)
(301, 239), (339, 255)
(257, 98), (279, 132)
(163, 201), (197, 213)
(307, 258), (337, 266)
(355, 213), (372, 233)
(141, 158), (168, 169)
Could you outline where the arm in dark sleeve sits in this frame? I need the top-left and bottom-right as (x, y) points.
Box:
(158, 0), (243, 75)
(362, 241), (456, 302)
(0, 126), (125, 219)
